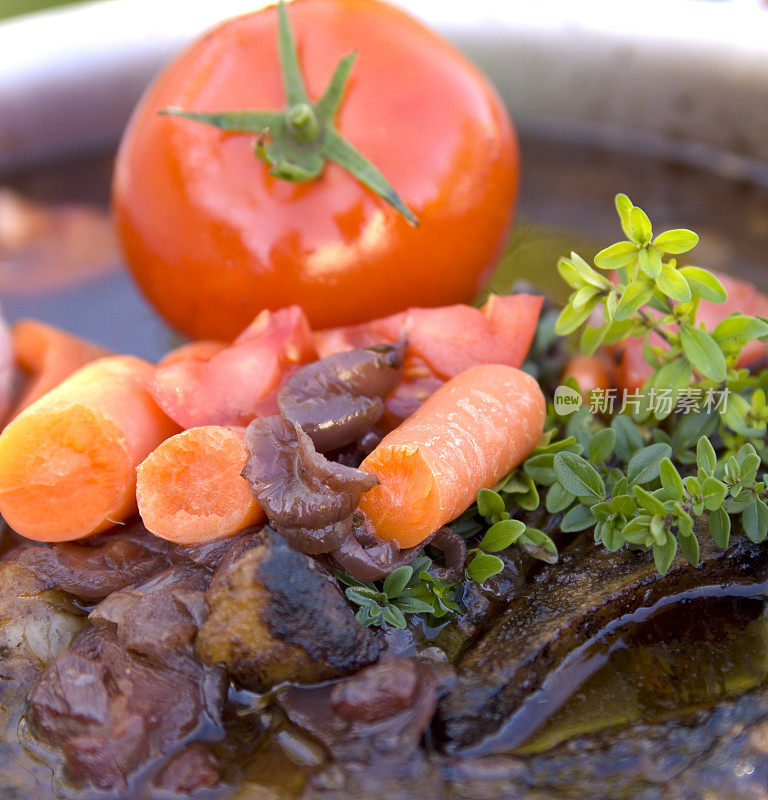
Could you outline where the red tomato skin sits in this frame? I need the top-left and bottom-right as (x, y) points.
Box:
(113, 0), (519, 341)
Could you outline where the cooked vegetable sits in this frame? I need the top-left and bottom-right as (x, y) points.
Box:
(314, 294), (543, 376)
(243, 415), (377, 553)
(16, 519), (172, 600)
(113, 0), (518, 339)
(149, 306), (315, 428)
(359, 364), (546, 548)
(0, 356), (179, 541)
(196, 530), (383, 689)
(136, 426), (264, 544)
(156, 338), (226, 367)
(278, 343), (404, 451)
(561, 352), (613, 399)
(0, 561), (85, 670)
(10, 319), (110, 417)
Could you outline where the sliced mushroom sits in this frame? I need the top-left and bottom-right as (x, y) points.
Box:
(278, 344), (404, 452)
(243, 416), (377, 553)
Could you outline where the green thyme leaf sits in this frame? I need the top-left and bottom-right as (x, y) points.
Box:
(680, 323), (727, 382)
(477, 488), (506, 520)
(615, 193), (635, 240)
(561, 502), (597, 532)
(553, 452), (606, 499)
(556, 302), (596, 336)
(652, 228), (699, 255)
(712, 314), (768, 351)
(678, 266), (726, 303)
(659, 458), (685, 500)
(709, 507), (731, 548)
(613, 280), (655, 321)
(696, 436), (717, 475)
(594, 241), (638, 270)
(656, 262), (692, 303)
(467, 552), (505, 584)
(382, 566), (412, 598)
(677, 529), (700, 566)
(630, 205), (653, 247)
(479, 519), (526, 552)
(653, 530), (678, 576)
(588, 428), (616, 465)
(627, 442), (672, 486)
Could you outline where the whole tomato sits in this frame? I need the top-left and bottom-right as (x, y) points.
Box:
(113, 0), (518, 341)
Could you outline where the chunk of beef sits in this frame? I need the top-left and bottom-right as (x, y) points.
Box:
(196, 530), (383, 690)
(89, 565), (209, 662)
(167, 526), (262, 571)
(150, 743), (220, 797)
(29, 626), (226, 794)
(278, 657), (438, 764)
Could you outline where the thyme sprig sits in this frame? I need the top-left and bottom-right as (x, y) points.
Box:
(467, 194), (768, 578)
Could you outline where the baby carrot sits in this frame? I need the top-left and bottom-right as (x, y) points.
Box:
(136, 425), (264, 545)
(11, 319), (111, 417)
(0, 355), (179, 542)
(359, 364), (546, 548)
(561, 353), (614, 400)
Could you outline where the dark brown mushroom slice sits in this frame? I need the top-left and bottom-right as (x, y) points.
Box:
(436, 533), (768, 755)
(15, 519), (172, 601)
(243, 416), (377, 553)
(331, 517), (422, 582)
(276, 515), (353, 556)
(426, 528), (467, 582)
(278, 343), (405, 452)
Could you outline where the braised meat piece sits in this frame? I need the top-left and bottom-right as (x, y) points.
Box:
(29, 626), (226, 794)
(149, 743), (220, 797)
(89, 564), (209, 662)
(196, 530), (383, 690)
(278, 657), (438, 763)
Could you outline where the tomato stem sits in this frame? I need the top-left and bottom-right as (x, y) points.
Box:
(160, 0), (418, 226)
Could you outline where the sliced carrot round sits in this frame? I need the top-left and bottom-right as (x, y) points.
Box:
(359, 364), (546, 548)
(136, 425), (264, 545)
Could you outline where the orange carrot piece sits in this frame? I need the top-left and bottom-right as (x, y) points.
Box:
(157, 339), (227, 367)
(11, 319), (111, 417)
(562, 353), (614, 400)
(136, 425), (264, 545)
(359, 364), (546, 548)
(0, 356), (179, 542)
